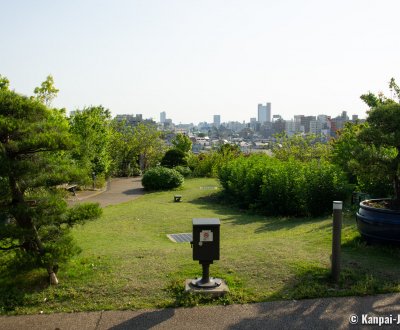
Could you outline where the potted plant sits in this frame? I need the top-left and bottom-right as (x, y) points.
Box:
(354, 78), (400, 242)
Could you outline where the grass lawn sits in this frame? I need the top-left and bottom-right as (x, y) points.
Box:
(1, 177), (400, 314)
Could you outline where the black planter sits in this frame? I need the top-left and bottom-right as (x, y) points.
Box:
(356, 199), (400, 242)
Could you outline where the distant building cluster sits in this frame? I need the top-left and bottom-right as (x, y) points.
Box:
(111, 101), (363, 154)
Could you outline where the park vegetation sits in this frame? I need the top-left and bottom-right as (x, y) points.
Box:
(0, 78), (102, 284)
(1, 72), (399, 295)
(332, 79), (400, 207)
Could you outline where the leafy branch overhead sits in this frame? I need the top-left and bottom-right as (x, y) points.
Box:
(33, 75), (59, 107)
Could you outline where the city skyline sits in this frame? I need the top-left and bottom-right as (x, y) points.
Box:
(157, 107), (358, 126)
(2, 1), (399, 123)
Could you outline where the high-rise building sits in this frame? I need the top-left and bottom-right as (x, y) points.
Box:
(160, 111), (166, 123)
(301, 116), (316, 133)
(257, 103), (271, 124)
(285, 120), (296, 136)
(213, 115), (221, 127)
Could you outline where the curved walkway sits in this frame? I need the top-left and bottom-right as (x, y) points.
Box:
(1, 293), (400, 329)
(69, 177), (144, 207)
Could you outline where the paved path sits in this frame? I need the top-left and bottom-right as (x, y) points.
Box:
(2, 293), (400, 329)
(69, 177), (144, 207)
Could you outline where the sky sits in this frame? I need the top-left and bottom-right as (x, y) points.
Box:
(1, 0), (400, 124)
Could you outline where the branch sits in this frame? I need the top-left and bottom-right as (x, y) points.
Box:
(10, 147), (60, 156)
(0, 244), (22, 251)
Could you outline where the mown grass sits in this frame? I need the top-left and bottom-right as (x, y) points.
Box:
(1, 178), (400, 314)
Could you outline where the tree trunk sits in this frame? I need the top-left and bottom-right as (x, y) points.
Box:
(9, 174), (59, 285)
(48, 267), (59, 285)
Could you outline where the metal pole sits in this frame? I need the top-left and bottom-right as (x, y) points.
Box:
(332, 201), (343, 283)
(201, 262), (210, 284)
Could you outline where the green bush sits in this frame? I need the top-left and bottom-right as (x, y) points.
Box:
(141, 167), (184, 190)
(191, 152), (218, 177)
(174, 166), (192, 177)
(218, 154), (349, 216)
(161, 149), (187, 168)
(189, 146), (242, 178)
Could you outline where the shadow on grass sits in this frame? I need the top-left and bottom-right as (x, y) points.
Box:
(190, 193), (331, 232)
(0, 267), (49, 313)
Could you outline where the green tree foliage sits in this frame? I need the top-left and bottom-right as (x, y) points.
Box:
(331, 122), (392, 197)
(218, 154), (349, 216)
(69, 106), (112, 180)
(171, 133), (192, 153)
(161, 149), (188, 168)
(0, 75), (10, 91)
(0, 88), (102, 284)
(332, 78), (400, 203)
(133, 123), (167, 170)
(33, 75), (59, 107)
(108, 121), (166, 176)
(189, 144), (242, 178)
(141, 167), (184, 190)
(108, 119), (140, 177)
(360, 79), (400, 203)
(273, 133), (331, 162)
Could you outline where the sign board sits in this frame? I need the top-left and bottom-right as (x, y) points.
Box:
(200, 230), (213, 242)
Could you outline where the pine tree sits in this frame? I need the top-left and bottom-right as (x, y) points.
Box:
(0, 84), (102, 284)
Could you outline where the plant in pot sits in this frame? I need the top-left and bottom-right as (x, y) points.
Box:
(333, 78), (400, 242)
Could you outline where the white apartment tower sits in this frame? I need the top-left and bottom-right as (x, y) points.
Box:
(257, 103), (271, 124)
(213, 115), (221, 127)
(160, 111), (166, 123)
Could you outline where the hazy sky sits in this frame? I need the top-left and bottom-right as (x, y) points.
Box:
(2, 0), (399, 124)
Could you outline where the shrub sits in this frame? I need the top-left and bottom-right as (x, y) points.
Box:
(218, 154), (350, 216)
(161, 149), (188, 168)
(191, 152), (218, 177)
(174, 166), (192, 177)
(190, 146), (242, 178)
(141, 167), (184, 190)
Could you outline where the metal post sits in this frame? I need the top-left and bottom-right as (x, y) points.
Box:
(200, 262), (210, 284)
(332, 201), (343, 283)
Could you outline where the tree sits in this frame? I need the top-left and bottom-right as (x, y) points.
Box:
(332, 78), (400, 204)
(108, 121), (166, 175)
(108, 119), (140, 176)
(161, 149), (188, 168)
(273, 133), (331, 162)
(69, 106), (112, 180)
(218, 143), (241, 158)
(33, 75), (59, 107)
(0, 88), (102, 284)
(131, 123), (167, 171)
(359, 78), (400, 205)
(171, 133), (192, 153)
(0, 75), (9, 91)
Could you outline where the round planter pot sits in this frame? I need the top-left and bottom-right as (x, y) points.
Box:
(356, 199), (400, 243)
